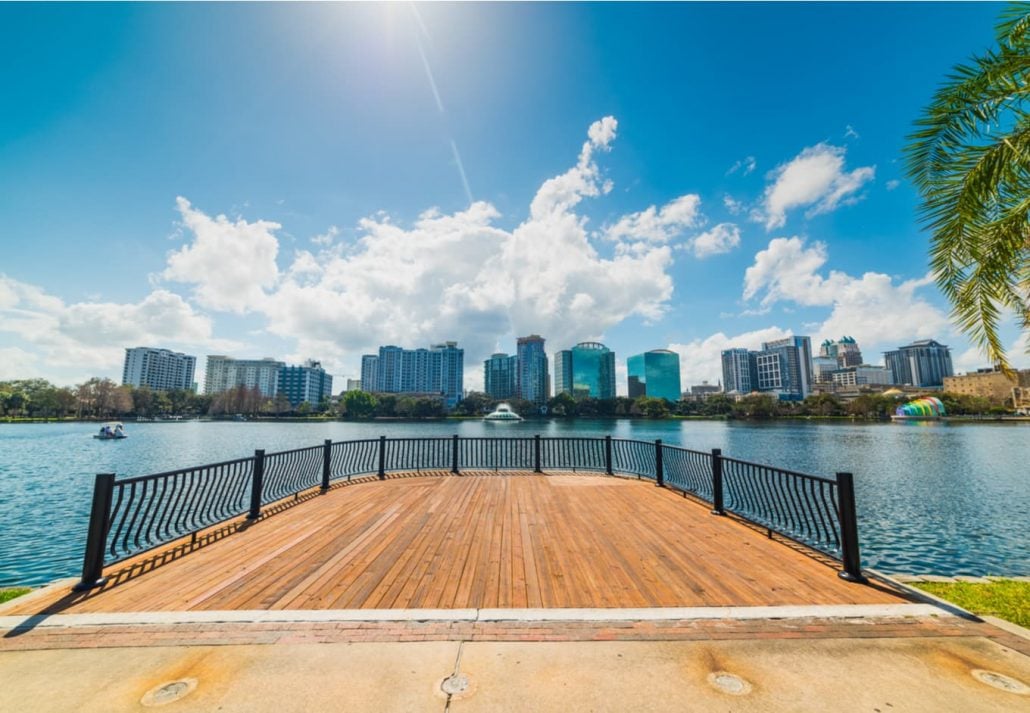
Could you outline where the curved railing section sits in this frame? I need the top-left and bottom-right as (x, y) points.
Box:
(74, 435), (866, 591)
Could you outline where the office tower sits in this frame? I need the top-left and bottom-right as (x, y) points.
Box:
(484, 353), (518, 400)
(721, 348), (756, 394)
(122, 347), (196, 392)
(554, 350), (573, 396)
(516, 335), (549, 405)
(884, 339), (954, 387)
(564, 342), (616, 400)
(627, 350), (681, 401)
(820, 337), (863, 367)
(204, 356), (284, 397)
(760, 336), (813, 399)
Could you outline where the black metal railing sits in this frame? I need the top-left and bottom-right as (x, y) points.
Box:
(75, 435), (866, 591)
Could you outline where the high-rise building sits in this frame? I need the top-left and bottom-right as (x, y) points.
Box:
(278, 360), (333, 408)
(759, 336), (813, 399)
(722, 337), (813, 400)
(360, 354), (379, 392)
(554, 350), (573, 396)
(345, 378), (362, 392)
(516, 335), (550, 405)
(122, 347), (196, 392)
(204, 356), (284, 397)
(884, 339), (954, 387)
(556, 342), (615, 400)
(819, 336), (864, 367)
(721, 348), (756, 394)
(627, 350), (681, 402)
(361, 342), (464, 408)
(484, 353), (518, 400)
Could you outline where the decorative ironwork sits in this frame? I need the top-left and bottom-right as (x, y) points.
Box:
(75, 435), (865, 589)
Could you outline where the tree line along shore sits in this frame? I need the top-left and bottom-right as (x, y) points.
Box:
(0, 378), (1019, 423)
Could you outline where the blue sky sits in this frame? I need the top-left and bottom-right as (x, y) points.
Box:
(1, 2), (1025, 392)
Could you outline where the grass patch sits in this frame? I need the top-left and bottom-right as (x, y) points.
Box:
(0, 587), (31, 604)
(912, 580), (1030, 628)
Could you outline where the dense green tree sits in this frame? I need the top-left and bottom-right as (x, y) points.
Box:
(343, 390), (378, 419)
(635, 396), (670, 419)
(905, 4), (1030, 370)
(547, 392), (577, 417)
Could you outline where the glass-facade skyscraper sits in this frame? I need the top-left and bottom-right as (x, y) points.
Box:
(555, 342), (615, 400)
(484, 353), (518, 400)
(627, 350), (681, 402)
(516, 335), (549, 405)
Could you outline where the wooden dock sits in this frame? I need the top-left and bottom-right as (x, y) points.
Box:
(7, 472), (908, 614)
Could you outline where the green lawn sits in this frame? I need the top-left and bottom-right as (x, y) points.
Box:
(0, 587), (31, 605)
(912, 580), (1030, 628)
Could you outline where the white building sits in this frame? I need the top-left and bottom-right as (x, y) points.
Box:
(122, 347), (196, 392)
(831, 365), (894, 387)
(204, 356), (284, 397)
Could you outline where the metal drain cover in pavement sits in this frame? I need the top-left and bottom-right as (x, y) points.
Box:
(441, 673), (471, 696)
(141, 678), (198, 707)
(707, 671), (752, 695)
(972, 669), (1030, 695)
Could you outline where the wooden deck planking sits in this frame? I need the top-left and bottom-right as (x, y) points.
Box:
(7, 473), (909, 615)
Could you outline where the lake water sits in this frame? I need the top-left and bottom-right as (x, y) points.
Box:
(1, 419), (1027, 587)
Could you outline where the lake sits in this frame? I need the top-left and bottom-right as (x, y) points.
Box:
(0, 419), (1027, 587)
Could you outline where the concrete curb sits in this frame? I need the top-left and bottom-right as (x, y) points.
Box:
(0, 603), (946, 631)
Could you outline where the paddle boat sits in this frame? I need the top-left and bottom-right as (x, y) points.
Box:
(93, 422), (127, 439)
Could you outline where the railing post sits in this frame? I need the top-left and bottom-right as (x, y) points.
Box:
(451, 434), (460, 475)
(74, 472), (115, 591)
(836, 472), (867, 583)
(710, 448), (725, 515)
(534, 434), (542, 473)
(605, 436), (613, 475)
(377, 436), (386, 480)
(321, 439), (332, 492)
(248, 450), (265, 520)
(655, 439), (664, 486)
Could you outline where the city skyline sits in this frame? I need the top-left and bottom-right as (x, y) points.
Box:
(2, 3), (1029, 394)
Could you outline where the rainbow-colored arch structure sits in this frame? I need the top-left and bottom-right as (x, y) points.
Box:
(895, 396), (946, 418)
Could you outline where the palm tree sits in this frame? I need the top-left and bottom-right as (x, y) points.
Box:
(905, 4), (1030, 371)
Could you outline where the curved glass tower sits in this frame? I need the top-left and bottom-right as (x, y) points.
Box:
(627, 349), (681, 402)
(568, 342), (616, 400)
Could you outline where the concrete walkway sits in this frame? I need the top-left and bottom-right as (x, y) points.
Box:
(2, 608), (1029, 712)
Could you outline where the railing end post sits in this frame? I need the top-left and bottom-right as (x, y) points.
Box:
(534, 434), (542, 473)
(836, 471), (867, 583)
(321, 439), (332, 492)
(75, 472), (116, 591)
(655, 439), (664, 487)
(451, 434), (460, 475)
(710, 448), (725, 515)
(247, 449), (265, 520)
(604, 435), (613, 475)
(378, 436), (387, 480)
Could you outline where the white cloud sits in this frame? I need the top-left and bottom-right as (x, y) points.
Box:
(886, 179), (901, 191)
(688, 223), (741, 258)
(311, 226), (339, 246)
(757, 143), (875, 230)
(741, 236), (953, 355)
(726, 156), (756, 176)
(844, 125), (860, 139)
(723, 195), (745, 215)
(0, 347), (43, 381)
(166, 117), (676, 387)
(162, 197), (281, 314)
(0, 275), (233, 384)
(603, 194), (702, 244)
(668, 326), (793, 387)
